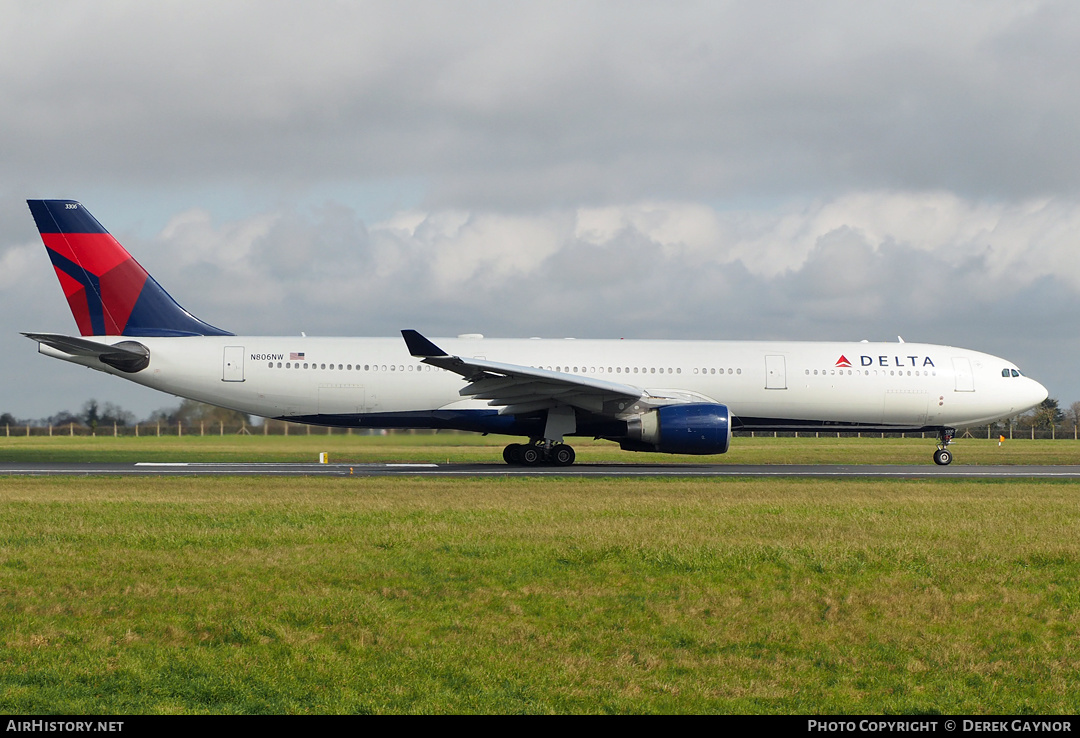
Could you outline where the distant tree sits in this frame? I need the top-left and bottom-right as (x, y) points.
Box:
(147, 399), (250, 427)
(81, 400), (101, 432)
(1032, 398), (1064, 431)
(1069, 401), (1080, 430)
(46, 410), (82, 427)
(99, 402), (135, 427)
(0, 412), (17, 427)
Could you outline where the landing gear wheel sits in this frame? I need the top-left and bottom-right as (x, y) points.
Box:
(520, 445), (542, 465)
(933, 428), (955, 466)
(503, 444), (524, 465)
(550, 444), (576, 466)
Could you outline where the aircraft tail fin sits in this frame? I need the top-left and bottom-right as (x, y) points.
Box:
(27, 200), (232, 337)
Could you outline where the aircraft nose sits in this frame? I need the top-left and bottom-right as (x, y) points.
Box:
(1029, 379), (1049, 407)
(1005, 377), (1048, 417)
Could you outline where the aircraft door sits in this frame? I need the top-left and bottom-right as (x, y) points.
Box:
(223, 346), (245, 382)
(765, 355), (787, 389)
(952, 357), (975, 392)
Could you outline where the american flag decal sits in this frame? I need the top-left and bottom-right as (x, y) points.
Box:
(290, 352), (305, 360)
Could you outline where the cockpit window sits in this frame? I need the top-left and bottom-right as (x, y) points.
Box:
(1003, 368), (1023, 378)
(1002, 369), (1010, 377)
(1011, 369), (1021, 377)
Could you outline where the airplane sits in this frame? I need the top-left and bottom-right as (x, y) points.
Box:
(23, 199), (1048, 466)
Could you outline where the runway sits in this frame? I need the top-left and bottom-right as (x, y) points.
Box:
(3, 462), (1080, 478)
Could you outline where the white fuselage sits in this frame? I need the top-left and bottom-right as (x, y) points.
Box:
(42, 335), (1048, 432)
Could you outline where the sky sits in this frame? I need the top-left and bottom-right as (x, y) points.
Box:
(3, 0), (1080, 421)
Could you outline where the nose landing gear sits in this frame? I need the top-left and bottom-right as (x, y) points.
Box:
(933, 429), (955, 466)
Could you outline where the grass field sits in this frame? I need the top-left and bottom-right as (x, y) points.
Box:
(2, 432), (1080, 465)
(1, 436), (1078, 713)
(2, 467), (1080, 713)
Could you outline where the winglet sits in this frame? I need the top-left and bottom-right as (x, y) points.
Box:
(401, 329), (448, 358)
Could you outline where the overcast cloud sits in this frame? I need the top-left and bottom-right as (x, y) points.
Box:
(2, 0), (1079, 419)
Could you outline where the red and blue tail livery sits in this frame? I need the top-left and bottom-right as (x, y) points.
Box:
(27, 200), (231, 337)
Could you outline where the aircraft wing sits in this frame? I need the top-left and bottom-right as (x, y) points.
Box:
(23, 332), (150, 373)
(402, 329), (644, 415)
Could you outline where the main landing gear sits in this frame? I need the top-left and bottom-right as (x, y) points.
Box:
(503, 440), (576, 467)
(933, 429), (955, 466)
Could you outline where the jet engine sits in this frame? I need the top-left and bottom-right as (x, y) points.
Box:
(622, 403), (732, 455)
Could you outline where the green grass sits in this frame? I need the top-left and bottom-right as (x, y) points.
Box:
(2, 475), (1079, 713)
(2, 433), (1080, 465)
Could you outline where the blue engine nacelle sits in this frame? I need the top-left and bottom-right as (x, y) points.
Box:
(622, 403), (732, 455)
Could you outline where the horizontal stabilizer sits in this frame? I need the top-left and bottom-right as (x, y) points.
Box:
(22, 332), (150, 373)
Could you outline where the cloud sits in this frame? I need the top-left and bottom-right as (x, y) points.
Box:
(111, 190), (1080, 346)
(5, 1), (1080, 208)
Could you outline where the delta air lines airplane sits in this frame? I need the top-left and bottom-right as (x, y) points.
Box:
(23, 200), (1048, 466)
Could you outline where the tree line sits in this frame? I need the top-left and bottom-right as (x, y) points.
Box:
(0, 399), (250, 431)
(1011, 398), (1079, 432)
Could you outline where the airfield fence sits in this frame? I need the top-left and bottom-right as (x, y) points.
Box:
(2, 420), (413, 438)
(3, 421), (1079, 440)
